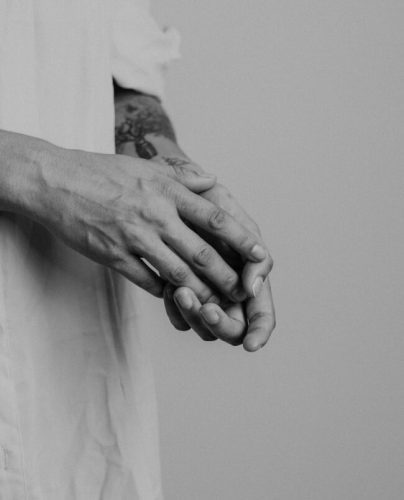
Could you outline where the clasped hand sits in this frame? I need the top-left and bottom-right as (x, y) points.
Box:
(162, 180), (276, 352)
(147, 151), (276, 352)
(40, 147), (275, 352)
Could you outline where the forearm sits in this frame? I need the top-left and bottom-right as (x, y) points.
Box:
(114, 82), (193, 169)
(0, 130), (52, 215)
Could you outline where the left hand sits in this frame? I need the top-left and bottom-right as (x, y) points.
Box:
(163, 180), (276, 352)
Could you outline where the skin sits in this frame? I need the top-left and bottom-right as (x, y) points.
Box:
(114, 84), (276, 351)
(0, 129), (269, 307)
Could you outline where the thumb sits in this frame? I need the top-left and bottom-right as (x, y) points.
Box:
(160, 157), (217, 193)
(174, 165), (217, 192)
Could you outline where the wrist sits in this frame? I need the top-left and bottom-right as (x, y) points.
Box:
(0, 130), (61, 219)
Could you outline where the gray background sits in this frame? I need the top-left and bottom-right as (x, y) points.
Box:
(140, 1), (404, 499)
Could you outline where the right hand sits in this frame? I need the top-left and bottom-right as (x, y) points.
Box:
(33, 146), (269, 301)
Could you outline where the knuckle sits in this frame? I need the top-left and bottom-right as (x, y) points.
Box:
(168, 265), (189, 285)
(170, 164), (185, 179)
(249, 311), (272, 324)
(157, 177), (178, 200)
(249, 311), (276, 335)
(241, 234), (255, 251)
(175, 197), (187, 214)
(198, 288), (217, 304)
(136, 201), (175, 233)
(248, 238), (269, 259)
(171, 187), (190, 213)
(208, 207), (227, 230)
(126, 232), (147, 254)
(136, 177), (154, 194)
(138, 204), (156, 223)
(138, 202), (163, 225)
(108, 246), (126, 268)
(193, 245), (214, 267)
(223, 273), (239, 291)
(203, 293), (220, 305)
(110, 256), (125, 274)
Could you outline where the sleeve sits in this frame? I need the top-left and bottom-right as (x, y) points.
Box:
(111, 0), (181, 100)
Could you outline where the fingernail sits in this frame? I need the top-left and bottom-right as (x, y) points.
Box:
(250, 245), (267, 261)
(175, 291), (193, 310)
(252, 277), (264, 297)
(200, 307), (220, 325)
(200, 171), (216, 179)
(248, 341), (264, 352)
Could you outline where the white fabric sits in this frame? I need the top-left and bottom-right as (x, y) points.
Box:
(0, 1), (179, 498)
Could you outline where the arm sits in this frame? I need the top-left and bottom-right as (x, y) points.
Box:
(0, 127), (264, 306)
(0, 130), (50, 215)
(114, 82), (205, 173)
(114, 84), (276, 351)
(114, 85), (176, 157)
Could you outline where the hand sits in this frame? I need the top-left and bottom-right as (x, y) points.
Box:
(112, 88), (275, 347)
(32, 145), (268, 302)
(163, 182), (276, 352)
(164, 281), (275, 352)
(153, 155), (273, 296)
(194, 182), (273, 294)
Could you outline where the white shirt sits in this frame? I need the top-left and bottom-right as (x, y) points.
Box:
(0, 1), (179, 498)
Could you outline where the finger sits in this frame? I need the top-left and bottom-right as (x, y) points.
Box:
(174, 187), (270, 267)
(113, 253), (165, 297)
(199, 301), (247, 346)
(156, 161), (217, 193)
(162, 223), (246, 302)
(140, 237), (219, 304)
(184, 184), (274, 297)
(201, 229), (274, 300)
(242, 255), (274, 298)
(173, 288), (217, 341)
(190, 226), (244, 271)
(163, 283), (190, 331)
(243, 278), (276, 352)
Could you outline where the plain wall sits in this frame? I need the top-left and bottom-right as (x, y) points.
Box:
(139, 1), (404, 499)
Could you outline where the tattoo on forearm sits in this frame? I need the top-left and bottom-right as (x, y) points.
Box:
(115, 120), (158, 159)
(114, 88), (177, 159)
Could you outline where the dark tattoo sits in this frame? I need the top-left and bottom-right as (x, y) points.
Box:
(115, 120), (158, 159)
(114, 85), (177, 158)
(161, 156), (191, 168)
